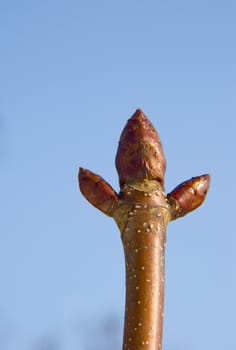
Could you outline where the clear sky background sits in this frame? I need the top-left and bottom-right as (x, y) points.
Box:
(0, 1), (235, 349)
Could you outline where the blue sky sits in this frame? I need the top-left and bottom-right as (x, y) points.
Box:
(0, 1), (235, 349)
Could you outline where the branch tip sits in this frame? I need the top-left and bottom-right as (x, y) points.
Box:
(115, 109), (166, 186)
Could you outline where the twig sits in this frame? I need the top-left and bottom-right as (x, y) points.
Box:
(78, 109), (210, 350)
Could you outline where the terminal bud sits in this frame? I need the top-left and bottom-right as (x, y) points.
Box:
(115, 109), (166, 186)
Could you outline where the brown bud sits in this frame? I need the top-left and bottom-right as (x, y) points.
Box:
(115, 109), (166, 187)
(78, 167), (118, 216)
(168, 174), (210, 219)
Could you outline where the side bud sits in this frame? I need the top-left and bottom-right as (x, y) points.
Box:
(115, 109), (166, 187)
(78, 167), (118, 216)
(167, 174), (210, 220)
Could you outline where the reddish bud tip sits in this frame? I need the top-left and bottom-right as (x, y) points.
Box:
(78, 167), (118, 216)
(168, 174), (210, 219)
(115, 109), (166, 186)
